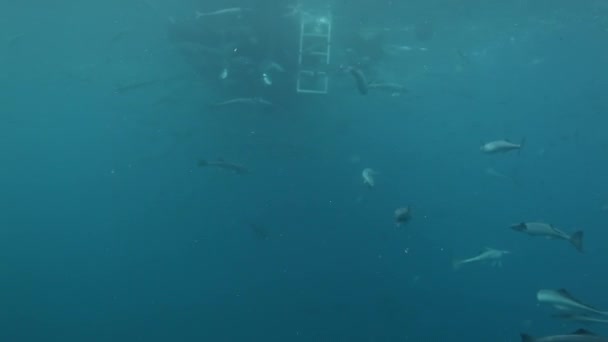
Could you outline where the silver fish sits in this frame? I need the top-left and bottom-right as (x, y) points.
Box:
(537, 289), (608, 316)
(452, 247), (510, 270)
(361, 168), (377, 188)
(219, 67), (228, 80)
(262, 73), (272, 85)
(484, 167), (516, 183)
(367, 82), (407, 95)
(195, 7), (251, 19)
(553, 313), (608, 324)
(480, 138), (525, 154)
(510, 222), (583, 252)
(521, 329), (608, 342)
(212, 97), (273, 107)
(198, 159), (248, 175)
(367, 82), (406, 91)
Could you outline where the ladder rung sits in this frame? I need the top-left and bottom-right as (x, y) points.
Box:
(302, 33), (329, 38)
(299, 70), (327, 75)
(297, 89), (328, 94)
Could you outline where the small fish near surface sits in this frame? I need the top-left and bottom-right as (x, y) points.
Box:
(480, 138), (526, 154)
(510, 222), (583, 252)
(520, 328), (608, 342)
(361, 168), (377, 188)
(537, 289), (608, 317)
(452, 247), (510, 271)
(198, 159), (248, 175)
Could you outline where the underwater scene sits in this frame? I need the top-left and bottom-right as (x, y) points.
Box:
(1, 0), (608, 341)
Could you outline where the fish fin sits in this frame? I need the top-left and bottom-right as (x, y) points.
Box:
(451, 259), (463, 271)
(573, 329), (596, 336)
(197, 159), (208, 167)
(570, 230), (584, 252)
(518, 137), (526, 155)
(520, 333), (536, 342)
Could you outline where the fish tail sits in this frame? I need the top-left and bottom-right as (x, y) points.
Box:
(510, 222), (526, 232)
(518, 137), (526, 155)
(452, 259), (463, 271)
(197, 159), (208, 167)
(195, 10), (205, 19)
(520, 333), (536, 342)
(570, 230), (584, 252)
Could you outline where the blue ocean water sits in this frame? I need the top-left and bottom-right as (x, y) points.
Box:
(1, 0), (608, 341)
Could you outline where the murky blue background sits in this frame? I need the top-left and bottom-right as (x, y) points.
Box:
(1, 0), (607, 340)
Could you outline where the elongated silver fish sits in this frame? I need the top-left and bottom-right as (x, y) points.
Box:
(521, 329), (608, 342)
(368, 82), (406, 91)
(212, 97), (273, 107)
(195, 7), (251, 19)
(510, 222), (583, 252)
(537, 289), (608, 316)
(480, 138), (525, 154)
(452, 247), (510, 270)
(484, 167), (515, 182)
(198, 159), (248, 175)
(367, 82), (407, 96)
(553, 313), (608, 324)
